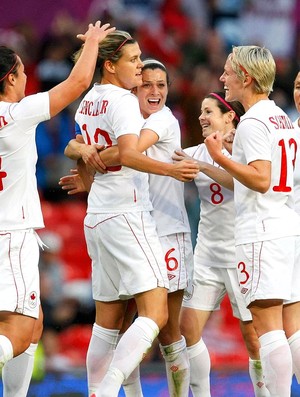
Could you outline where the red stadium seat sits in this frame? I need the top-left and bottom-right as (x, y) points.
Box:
(58, 324), (92, 366)
(40, 200), (91, 281)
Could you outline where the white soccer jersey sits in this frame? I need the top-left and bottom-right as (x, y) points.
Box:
(185, 144), (235, 268)
(144, 106), (190, 236)
(0, 93), (50, 230)
(293, 118), (300, 215)
(75, 84), (152, 213)
(232, 100), (300, 245)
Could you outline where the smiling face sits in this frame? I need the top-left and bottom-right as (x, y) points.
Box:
(294, 71), (300, 114)
(135, 67), (168, 118)
(199, 97), (232, 138)
(219, 55), (243, 103)
(110, 42), (144, 90)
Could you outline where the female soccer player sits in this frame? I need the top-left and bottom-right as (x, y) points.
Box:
(174, 91), (269, 397)
(205, 46), (300, 397)
(0, 20), (115, 396)
(63, 32), (199, 397)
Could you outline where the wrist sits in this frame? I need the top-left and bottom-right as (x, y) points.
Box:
(164, 163), (173, 177)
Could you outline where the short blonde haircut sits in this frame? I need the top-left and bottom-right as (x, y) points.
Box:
(229, 45), (276, 95)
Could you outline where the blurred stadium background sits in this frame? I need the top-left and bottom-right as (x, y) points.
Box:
(0, 0), (300, 395)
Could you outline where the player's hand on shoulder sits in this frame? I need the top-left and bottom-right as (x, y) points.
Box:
(172, 149), (192, 163)
(222, 128), (235, 155)
(171, 159), (200, 182)
(223, 128), (236, 144)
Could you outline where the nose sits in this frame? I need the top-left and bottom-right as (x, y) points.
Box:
(219, 73), (225, 82)
(138, 57), (144, 69)
(199, 113), (205, 122)
(150, 84), (160, 95)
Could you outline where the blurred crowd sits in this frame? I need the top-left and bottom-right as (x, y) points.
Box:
(1, 0), (300, 372)
(1, 0), (299, 200)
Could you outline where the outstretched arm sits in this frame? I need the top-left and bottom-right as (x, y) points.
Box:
(117, 134), (200, 182)
(48, 21), (115, 117)
(173, 149), (234, 190)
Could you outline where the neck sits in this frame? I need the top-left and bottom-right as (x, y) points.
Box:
(242, 93), (268, 111)
(101, 76), (124, 88)
(0, 95), (14, 103)
(0, 87), (20, 103)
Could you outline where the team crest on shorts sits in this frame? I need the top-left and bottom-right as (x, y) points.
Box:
(28, 291), (38, 308)
(168, 273), (176, 281)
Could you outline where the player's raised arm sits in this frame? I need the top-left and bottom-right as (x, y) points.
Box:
(49, 21), (115, 117)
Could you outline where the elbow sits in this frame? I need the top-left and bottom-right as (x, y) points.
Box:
(118, 154), (127, 166)
(68, 76), (90, 98)
(80, 80), (90, 92)
(119, 151), (131, 167)
(257, 187), (268, 194)
(256, 181), (270, 194)
(64, 145), (71, 158)
(75, 80), (90, 95)
(64, 145), (77, 160)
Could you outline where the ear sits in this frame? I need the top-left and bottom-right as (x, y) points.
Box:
(7, 73), (16, 86)
(243, 73), (253, 87)
(104, 60), (116, 74)
(226, 110), (235, 124)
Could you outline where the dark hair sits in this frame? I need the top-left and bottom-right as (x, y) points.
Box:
(0, 46), (19, 94)
(142, 58), (170, 86)
(206, 91), (245, 127)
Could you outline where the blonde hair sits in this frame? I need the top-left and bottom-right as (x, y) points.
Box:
(230, 46), (276, 94)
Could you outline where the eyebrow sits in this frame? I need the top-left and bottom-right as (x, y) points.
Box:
(142, 80), (166, 83)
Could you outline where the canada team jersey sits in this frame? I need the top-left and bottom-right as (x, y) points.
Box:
(185, 144), (235, 268)
(75, 84), (152, 213)
(0, 92), (50, 230)
(233, 100), (300, 244)
(293, 118), (300, 215)
(144, 106), (190, 236)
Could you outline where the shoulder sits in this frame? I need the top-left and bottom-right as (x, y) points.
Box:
(147, 106), (174, 121)
(184, 143), (204, 158)
(144, 106), (175, 129)
(6, 92), (50, 121)
(93, 84), (138, 105)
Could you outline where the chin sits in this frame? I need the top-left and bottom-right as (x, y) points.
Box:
(224, 92), (231, 101)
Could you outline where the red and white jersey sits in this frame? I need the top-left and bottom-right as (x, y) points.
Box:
(293, 118), (300, 215)
(0, 93), (50, 230)
(144, 106), (190, 236)
(233, 100), (300, 245)
(75, 84), (152, 213)
(185, 144), (235, 268)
